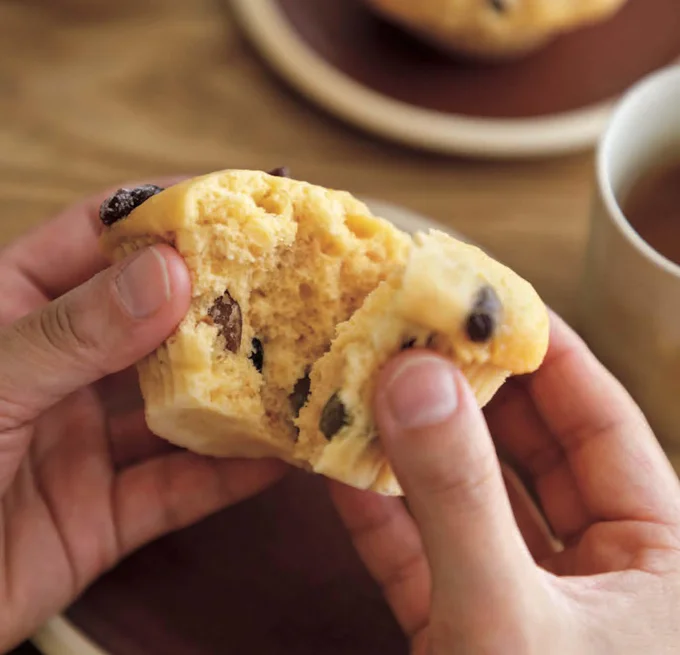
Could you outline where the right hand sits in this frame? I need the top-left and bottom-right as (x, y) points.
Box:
(331, 313), (680, 654)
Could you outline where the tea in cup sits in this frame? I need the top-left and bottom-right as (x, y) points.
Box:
(580, 65), (680, 449)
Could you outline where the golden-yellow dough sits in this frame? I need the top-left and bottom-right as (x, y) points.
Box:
(364, 0), (629, 60)
(100, 170), (549, 495)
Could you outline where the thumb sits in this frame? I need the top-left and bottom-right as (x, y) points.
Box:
(375, 352), (539, 616)
(0, 245), (191, 428)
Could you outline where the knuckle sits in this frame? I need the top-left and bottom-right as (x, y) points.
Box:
(41, 300), (97, 354)
(34, 298), (110, 379)
(38, 301), (99, 362)
(0, 393), (34, 432)
(423, 454), (499, 512)
(0, 325), (41, 429)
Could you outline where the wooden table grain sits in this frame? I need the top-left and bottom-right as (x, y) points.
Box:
(0, 5), (677, 439)
(0, 0), (595, 316)
(0, 5), (677, 653)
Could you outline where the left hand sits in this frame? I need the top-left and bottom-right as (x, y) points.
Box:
(0, 181), (286, 652)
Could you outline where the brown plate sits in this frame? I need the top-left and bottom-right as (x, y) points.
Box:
(31, 202), (458, 655)
(230, 0), (680, 157)
(59, 471), (408, 655)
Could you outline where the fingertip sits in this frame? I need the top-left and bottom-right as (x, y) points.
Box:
(151, 244), (192, 314)
(376, 351), (462, 434)
(372, 349), (500, 512)
(377, 348), (450, 387)
(371, 353), (536, 596)
(78, 244), (194, 372)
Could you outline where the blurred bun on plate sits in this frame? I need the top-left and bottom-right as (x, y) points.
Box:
(364, 0), (629, 61)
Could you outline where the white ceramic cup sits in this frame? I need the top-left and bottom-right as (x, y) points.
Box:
(579, 64), (680, 449)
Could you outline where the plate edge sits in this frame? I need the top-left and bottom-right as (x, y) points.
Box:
(228, 0), (636, 158)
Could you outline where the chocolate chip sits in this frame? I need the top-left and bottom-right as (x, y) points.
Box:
(319, 393), (349, 441)
(250, 338), (264, 373)
(99, 184), (164, 226)
(489, 0), (507, 12)
(99, 191), (134, 226)
(466, 286), (502, 343)
(401, 338), (417, 350)
(267, 166), (290, 178)
(208, 291), (242, 353)
(130, 184), (164, 205)
(290, 372), (311, 417)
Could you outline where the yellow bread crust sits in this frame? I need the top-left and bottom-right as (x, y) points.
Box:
(365, 0), (628, 58)
(399, 230), (549, 374)
(100, 170), (549, 495)
(295, 230), (549, 495)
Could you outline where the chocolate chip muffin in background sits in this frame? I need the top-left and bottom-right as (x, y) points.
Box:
(363, 0), (630, 60)
(99, 170), (549, 495)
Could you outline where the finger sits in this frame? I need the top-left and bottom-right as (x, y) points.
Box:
(0, 244), (191, 428)
(113, 454), (287, 556)
(95, 366), (145, 417)
(331, 466), (559, 632)
(108, 410), (179, 469)
(0, 263), (47, 326)
(328, 481), (430, 639)
(487, 382), (592, 543)
(0, 194), (107, 303)
(500, 462), (561, 562)
(0, 175), (189, 303)
(530, 313), (680, 527)
(375, 351), (539, 613)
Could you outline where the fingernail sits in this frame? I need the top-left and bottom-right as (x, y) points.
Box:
(116, 247), (171, 318)
(385, 356), (458, 429)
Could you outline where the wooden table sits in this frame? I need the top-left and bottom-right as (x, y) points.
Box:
(0, 1), (676, 652)
(0, 0), (595, 318)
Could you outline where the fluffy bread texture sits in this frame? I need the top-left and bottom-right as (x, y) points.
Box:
(100, 170), (549, 495)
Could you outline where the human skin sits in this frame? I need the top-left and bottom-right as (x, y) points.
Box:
(330, 314), (680, 654)
(0, 181), (286, 652)
(1, 182), (679, 654)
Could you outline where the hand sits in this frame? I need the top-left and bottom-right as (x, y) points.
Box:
(331, 313), (680, 654)
(0, 182), (286, 652)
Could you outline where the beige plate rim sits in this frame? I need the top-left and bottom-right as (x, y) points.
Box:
(228, 0), (649, 159)
(29, 198), (465, 655)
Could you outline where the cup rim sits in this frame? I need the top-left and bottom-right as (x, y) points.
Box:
(597, 64), (680, 279)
